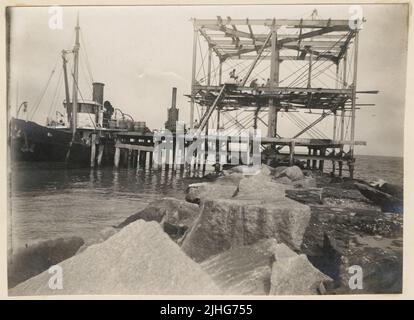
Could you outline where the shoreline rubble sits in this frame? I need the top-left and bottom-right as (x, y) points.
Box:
(9, 164), (403, 295)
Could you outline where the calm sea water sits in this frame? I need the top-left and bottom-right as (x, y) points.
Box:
(8, 155), (403, 250)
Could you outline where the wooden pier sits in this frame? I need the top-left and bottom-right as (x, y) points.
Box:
(99, 130), (365, 177)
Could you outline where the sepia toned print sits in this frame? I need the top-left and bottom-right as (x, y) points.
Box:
(6, 4), (407, 296)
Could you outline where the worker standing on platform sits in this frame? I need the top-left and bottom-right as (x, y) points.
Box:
(250, 79), (258, 94)
(229, 69), (238, 82)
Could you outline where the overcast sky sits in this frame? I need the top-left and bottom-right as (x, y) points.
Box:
(7, 4), (408, 157)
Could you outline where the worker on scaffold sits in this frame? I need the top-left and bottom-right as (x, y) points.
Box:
(250, 78), (258, 94)
(229, 69), (238, 83)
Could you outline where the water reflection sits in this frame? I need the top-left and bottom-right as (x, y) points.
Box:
(10, 162), (211, 249)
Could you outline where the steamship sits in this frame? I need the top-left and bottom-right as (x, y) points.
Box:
(10, 19), (144, 165)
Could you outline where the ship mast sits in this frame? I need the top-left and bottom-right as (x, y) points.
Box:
(62, 50), (71, 124)
(70, 15), (80, 138)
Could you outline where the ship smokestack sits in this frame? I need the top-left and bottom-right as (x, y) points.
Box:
(171, 87), (177, 109)
(165, 87), (179, 132)
(92, 82), (105, 105)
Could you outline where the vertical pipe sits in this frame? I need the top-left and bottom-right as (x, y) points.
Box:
(171, 87), (177, 109)
(238, 136), (242, 165)
(268, 24), (279, 138)
(307, 50), (313, 88)
(332, 63), (339, 175)
(216, 107), (221, 169)
(350, 32), (359, 157)
(207, 47), (212, 86)
(339, 50), (347, 176)
(349, 32), (359, 179)
(218, 60), (223, 85)
(226, 137), (231, 164)
(340, 51), (347, 144)
(333, 62), (339, 141)
(190, 27), (198, 128)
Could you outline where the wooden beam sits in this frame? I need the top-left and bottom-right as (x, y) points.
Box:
(336, 31), (355, 62)
(115, 143), (154, 152)
(268, 23), (279, 138)
(193, 84), (352, 95)
(194, 18), (352, 27)
(204, 25), (257, 41)
(259, 137), (366, 146)
(210, 34), (350, 42)
(241, 32), (272, 87)
(279, 25), (349, 46)
(227, 55), (333, 61)
(217, 41), (346, 48)
(199, 28), (223, 61)
(221, 42), (342, 59)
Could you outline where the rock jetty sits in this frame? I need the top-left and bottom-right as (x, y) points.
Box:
(10, 164), (403, 296)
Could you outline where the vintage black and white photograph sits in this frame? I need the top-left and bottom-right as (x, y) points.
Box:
(5, 3), (408, 296)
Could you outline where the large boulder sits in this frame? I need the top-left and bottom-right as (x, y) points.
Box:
(186, 182), (239, 204)
(8, 237), (84, 289)
(274, 166), (304, 181)
(181, 197), (311, 262)
(224, 164), (272, 177)
(354, 182), (403, 213)
(115, 198), (200, 240)
(293, 177), (317, 189)
(269, 245), (333, 295)
(201, 239), (279, 295)
(186, 165), (276, 204)
(285, 188), (323, 205)
(10, 220), (221, 296)
(235, 176), (287, 200)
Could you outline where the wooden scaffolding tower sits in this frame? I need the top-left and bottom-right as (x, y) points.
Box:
(188, 16), (378, 178)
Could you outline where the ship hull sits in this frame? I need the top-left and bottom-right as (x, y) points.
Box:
(10, 118), (91, 165)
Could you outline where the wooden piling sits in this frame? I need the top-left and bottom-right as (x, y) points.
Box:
(320, 147), (326, 172)
(90, 133), (96, 168)
(142, 151), (147, 168)
(312, 148), (317, 169)
(127, 149), (132, 167)
(165, 149), (170, 171)
(97, 144), (104, 166)
(149, 152), (153, 169)
(114, 140), (121, 168)
(137, 150), (141, 168)
(238, 136), (242, 165)
(226, 137), (231, 164)
(289, 140), (295, 166)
